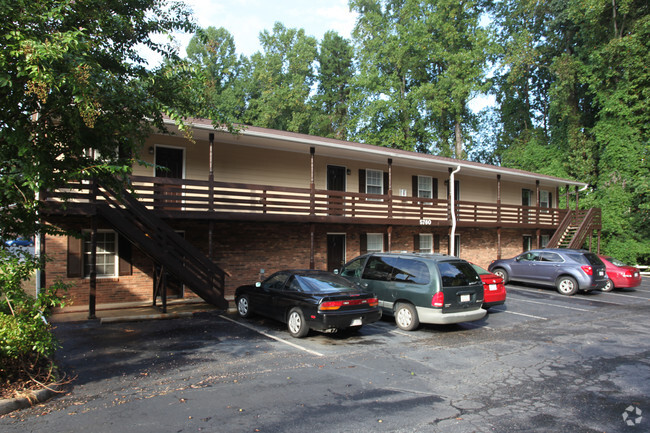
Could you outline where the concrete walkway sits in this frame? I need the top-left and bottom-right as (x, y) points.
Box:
(50, 298), (231, 324)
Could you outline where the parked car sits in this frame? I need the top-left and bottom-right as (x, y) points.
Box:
(4, 237), (34, 247)
(488, 248), (607, 296)
(599, 255), (642, 292)
(235, 270), (381, 338)
(338, 253), (486, 331)
(470, 263), (506, 309)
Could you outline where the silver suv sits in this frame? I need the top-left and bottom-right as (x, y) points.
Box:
(488, 249), (607, 296)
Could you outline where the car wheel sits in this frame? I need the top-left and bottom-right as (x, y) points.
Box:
(236, 295), (252, 318)
(492, 268), (509, 284)
(601, 279), (614, 292)
(287, 308), (309, 338)
(556, 276), (578, 296)
(394, 303), (419, 331)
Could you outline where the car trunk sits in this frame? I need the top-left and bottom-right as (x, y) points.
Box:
(436, 261), (484, 313)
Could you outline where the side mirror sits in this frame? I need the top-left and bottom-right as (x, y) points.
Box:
(255, 282), (261, 288)
(333, 269), (339, 275)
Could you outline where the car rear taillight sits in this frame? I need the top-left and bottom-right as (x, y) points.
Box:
(581, 265), (593, 276)
(432, 292), (444, 308)
(319, 298), (378, 311)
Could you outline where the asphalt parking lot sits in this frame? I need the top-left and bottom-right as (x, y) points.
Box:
(2, 280), (649, 432)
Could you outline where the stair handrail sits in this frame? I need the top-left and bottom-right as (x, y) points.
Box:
(546, 210), (574, 248)
(569, 208), (598, 249)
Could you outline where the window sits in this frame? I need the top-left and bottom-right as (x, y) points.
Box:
(83, 231), (117, 277)
(541, 234), (550, 248)
(340, 257), (365, 278)
(438, 261), (481, 287)
(540, 190), (552, 208)
(417, 176), (432, 198)
(540, 252), (563, 262)
(362, 256), (394, 281)
(367, 233), (384, 253)
(392, 258), (430, 285)
(419, 234), (433, 253)
(366, 169), (383, 196)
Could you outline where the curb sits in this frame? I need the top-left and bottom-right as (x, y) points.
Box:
(0, 386), (60, 416)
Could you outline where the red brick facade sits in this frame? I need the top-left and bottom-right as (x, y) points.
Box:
(44, 217), (554, 308)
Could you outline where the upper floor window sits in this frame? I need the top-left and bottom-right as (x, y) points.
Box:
(418, 176), (432, 198)
(366, 169), (383, 196)
(540, 190), (552, 208)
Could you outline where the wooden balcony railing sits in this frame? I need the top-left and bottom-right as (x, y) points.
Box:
(43, 175), (568, 228)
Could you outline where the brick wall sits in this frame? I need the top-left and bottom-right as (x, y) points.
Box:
(44, 218), (553, 307)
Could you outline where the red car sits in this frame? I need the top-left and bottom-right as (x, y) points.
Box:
(599, 255), (642, 292)
(471, 263), (506, 309)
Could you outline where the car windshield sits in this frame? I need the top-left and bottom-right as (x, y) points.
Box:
(294, 274), (360, 294)
(438, 261), (482, 287)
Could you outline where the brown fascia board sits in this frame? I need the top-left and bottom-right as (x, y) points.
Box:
(161, 117), (587, 189)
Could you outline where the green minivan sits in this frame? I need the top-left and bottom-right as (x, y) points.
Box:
(339, 253), (486, 331)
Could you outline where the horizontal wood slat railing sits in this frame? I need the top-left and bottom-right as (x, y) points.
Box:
(44, 175), (576, 228)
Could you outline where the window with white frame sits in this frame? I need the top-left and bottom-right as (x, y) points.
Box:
(419, 234), (433, 253)
(366, 169), (383, 196)
(540, 190), (552, 209)
(83, 231), (118, 277)
(367, 233), (384, 253)
(418, 176), (433, 198)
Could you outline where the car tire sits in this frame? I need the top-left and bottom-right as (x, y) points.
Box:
(601, 279), (614, 292)
(287, 308), (309, 338)
(236, 295), (252, 318)
(492, 268), (509, 284)
(394, 303), (419, 331)
(556, 276), (578, 296)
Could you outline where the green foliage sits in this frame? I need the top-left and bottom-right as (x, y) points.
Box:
(0, 249), (68, 381)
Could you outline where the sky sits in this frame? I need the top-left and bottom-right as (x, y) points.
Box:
(178, 0), (358, 57)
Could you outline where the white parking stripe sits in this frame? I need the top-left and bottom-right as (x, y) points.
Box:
(219, 315), (324, 357)
(490, 307), (548, 320)
(507, 297), (591, 312)
(367, 323), (414, 336)
(507, 286), (624, 306)
(599, 291), (650, 301)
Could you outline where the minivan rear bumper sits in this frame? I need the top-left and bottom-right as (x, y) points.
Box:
(416, 306), (486, 325)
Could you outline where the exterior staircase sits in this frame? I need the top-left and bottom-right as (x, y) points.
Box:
(547, 208), (601, 250)
(93, 180), (228, 309)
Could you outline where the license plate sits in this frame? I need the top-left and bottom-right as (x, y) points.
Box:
(460, 294), (470, 303)
(351, 318), (362, 326)
(488, 284), (497, 291)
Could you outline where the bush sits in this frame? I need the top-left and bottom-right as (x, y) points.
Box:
(0, 248), (68, 389)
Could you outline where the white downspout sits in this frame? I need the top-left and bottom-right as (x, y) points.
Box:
(450, 165), (461, 257)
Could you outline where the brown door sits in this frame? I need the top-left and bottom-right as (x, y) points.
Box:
(155, 146), (184, 210)
(327, 165), (346, 215)
(327, 234), (346, 272)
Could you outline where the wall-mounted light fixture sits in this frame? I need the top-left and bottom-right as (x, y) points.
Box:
(148, 146), (154, 155)
(347, 169), (351, 175)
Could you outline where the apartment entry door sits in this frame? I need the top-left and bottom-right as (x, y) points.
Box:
(327, 234), (346, 273)
(327, 165), (346, 215)
(155, 146), (184, 210)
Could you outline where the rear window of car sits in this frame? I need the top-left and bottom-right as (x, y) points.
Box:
(437, 261), (482, 287)
(567, 253), (602, 266)
(293, 275), (359, 293)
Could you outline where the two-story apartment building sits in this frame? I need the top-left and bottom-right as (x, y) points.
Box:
(42, 117), (601, 313)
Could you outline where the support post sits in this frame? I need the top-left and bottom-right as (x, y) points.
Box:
(88, 179), (98, 320)
(310, 224), (315, 270)
(310, 147), (315, 215)
(208, 133), (214, 258)
(387, 158), (393, 220)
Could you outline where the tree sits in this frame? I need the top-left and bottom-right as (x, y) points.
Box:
(243, 22), (318, 133)
(349, 0), (493, 156)
(0, 0), (202, 387)
(311, 31), (355, 140)
(186, 26), (248, 123)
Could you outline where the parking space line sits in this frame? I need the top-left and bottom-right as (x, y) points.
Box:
(508, 286), (624, 306)
(598, 291), (650, 301)
(490, 307), (548, 320)
(219, 315), (324, 357)
(367, 323), (414, 337)
(507, 297), (592, 312)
